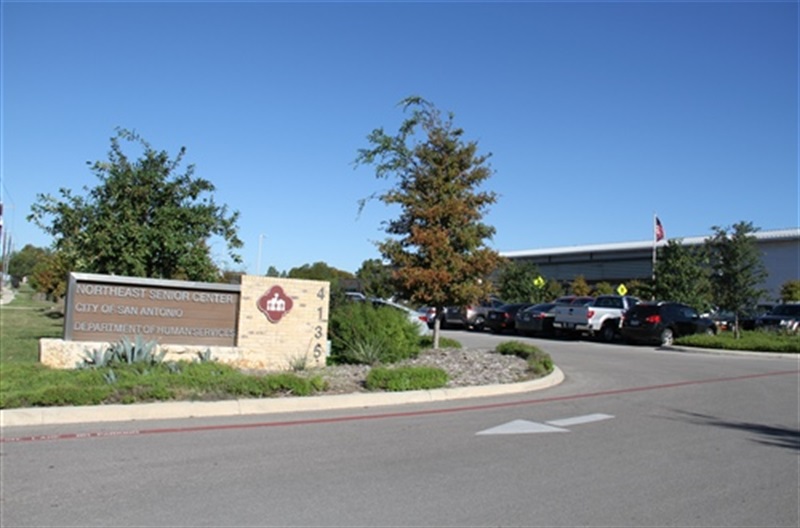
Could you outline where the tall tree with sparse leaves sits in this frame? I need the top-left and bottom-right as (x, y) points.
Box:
(705, 221), (768, 338)
(28, 128), (242, 283)
(355, 97), (502, 348)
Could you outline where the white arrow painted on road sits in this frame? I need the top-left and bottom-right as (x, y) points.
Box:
(476, 419), (569, 435)
(546, 413), (614, 427)
(476, 414), (614, 436)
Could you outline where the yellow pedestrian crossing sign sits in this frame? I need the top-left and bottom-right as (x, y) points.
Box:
(617, 283), (628, 296)
(533, 276), (545, 288)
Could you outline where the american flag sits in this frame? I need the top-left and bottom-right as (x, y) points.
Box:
(655, 216), (665, 242)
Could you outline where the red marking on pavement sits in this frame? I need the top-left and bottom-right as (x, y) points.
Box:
(2, 368), (797, 444)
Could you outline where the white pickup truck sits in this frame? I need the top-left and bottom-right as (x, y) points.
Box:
(552, 295), (640, 342)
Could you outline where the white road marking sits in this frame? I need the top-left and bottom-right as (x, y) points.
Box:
(477, 414), (615, 436)
(476, 419), (570, 435)
(546, 413), (615, 427)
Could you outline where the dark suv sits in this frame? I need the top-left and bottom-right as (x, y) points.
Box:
(620, 302), (717, 346)
(754, 303), (800, 332)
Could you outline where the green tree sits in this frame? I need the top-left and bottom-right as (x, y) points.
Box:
(706, 221), (768, 338)
(542, 279), (565, 301)
(496, 260), (544, 303)
(780, 279), (800, 302)
(7, 244), (49, 286)
(29, 250), (71, 300)
(287, 262), (355, 314)
(625, 279), (651, 300)
(355, 96), (502, 348)
(265, 266), (285, 278)
(592, 281), (615, 296)
(287, 261), (353, 282)
(570, 275), (591, 296)
(653, 239), (713, 312)
(28, 128), (242, 283)
(356, 258), (396, 300)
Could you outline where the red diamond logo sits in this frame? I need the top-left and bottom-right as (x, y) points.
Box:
(257, 285), (293, 323)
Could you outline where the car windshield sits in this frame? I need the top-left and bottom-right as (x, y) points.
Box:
(572, 297), (594, 306)
(526, 303), (555, 313)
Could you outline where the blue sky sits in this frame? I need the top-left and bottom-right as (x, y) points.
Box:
(2, 0), (797, 276)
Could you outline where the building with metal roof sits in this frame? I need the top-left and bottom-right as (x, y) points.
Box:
(500, 228), (799, 302)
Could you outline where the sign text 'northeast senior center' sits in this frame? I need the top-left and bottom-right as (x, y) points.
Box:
(65, 274), (240, 347)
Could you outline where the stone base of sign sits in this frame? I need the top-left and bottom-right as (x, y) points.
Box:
(40, 339), (236, 369)
(38, 338), (320, 372)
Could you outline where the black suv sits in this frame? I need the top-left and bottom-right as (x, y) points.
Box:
(620, 302), (717, 346)
(754, 303), (800, 332)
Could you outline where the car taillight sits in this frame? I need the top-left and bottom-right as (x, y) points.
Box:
(536, 313), (546, 319)
(587, 309), (595, 318)
(645, 314), (661, 324)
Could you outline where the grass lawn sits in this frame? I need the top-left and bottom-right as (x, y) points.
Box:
(0, 285), (326, 409)
(0, 285), (63, 363)
(677, 329), (800, 353)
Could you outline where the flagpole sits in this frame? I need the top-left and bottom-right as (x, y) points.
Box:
(652, 213), (657, 283)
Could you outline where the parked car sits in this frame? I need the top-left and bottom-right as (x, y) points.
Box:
(708, 304), (775, 332)
(754, 303), (800, 332)
(427, 296), (506, 330)
(553, 295), (639, 342)
(515, 302), (557, 337)
(550, 296), (595, 336)
(485, 302), (534, 334)
(620, 302), (717, 346)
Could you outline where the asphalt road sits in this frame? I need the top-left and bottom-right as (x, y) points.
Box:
(2, 331), (798, 527)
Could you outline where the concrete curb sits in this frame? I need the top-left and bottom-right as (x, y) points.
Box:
(664, 345), (799, 360)
(0, 366), (565, 428)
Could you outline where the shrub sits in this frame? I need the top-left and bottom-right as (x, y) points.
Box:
(365, 365), (449, 391)
(329, 301), (421, 364)
(527, 350), (554, 377)
(677, 331), (800, 353)
(263, 373), (326, 396)
(496, 340), (536, 359)
(495, 341), (554, 377)
(419, 335), (462, 349)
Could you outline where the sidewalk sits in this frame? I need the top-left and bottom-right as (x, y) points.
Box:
(0, 286), (15, 305)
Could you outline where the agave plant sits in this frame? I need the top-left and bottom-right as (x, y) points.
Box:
(78, 347), (114, 368)
(107, 336), (165, 365)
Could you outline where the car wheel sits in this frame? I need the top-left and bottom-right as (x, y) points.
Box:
(471, 316), (485, 331)
(599, 324), (616, 343)
(660, 328), (674, 346)
(704, 327), (715, 336)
